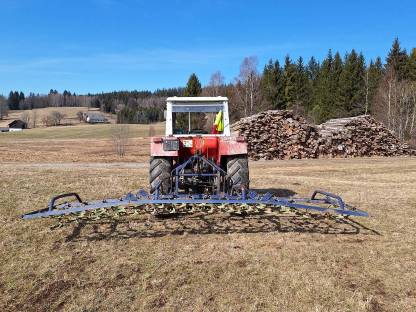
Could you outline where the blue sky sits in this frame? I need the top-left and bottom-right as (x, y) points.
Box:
(0, 0), (415, 95)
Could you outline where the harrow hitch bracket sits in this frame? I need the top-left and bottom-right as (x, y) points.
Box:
(48, 193), (84, 211)
(311, 190), (345, 210)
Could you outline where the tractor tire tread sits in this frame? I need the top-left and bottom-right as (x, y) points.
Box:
(149, 157), (171, 194)
(226, 156), (249, 191)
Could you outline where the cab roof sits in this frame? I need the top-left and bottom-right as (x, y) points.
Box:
(166, 96), (228, 102)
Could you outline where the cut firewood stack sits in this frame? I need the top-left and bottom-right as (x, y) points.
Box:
(231, 110), (320, 160)
(317, 115), (412, 157)
(231, 111), (414, 160)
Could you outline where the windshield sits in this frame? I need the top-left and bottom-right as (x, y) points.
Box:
(172, 105), (224, 135)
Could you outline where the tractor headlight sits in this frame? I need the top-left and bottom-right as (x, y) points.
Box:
(163, 139), (179, 151)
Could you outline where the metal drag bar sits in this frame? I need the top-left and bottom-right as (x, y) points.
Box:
(22, 189), (369, 220)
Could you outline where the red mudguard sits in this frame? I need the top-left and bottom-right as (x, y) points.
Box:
(150, 136), (247, 163)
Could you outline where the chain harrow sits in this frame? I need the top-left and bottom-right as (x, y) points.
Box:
(48, 203), (315, 230)
(51, 203), (296, 222)
(22, 189), (368, 222)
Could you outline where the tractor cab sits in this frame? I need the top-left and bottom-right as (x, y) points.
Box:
(165, 97), (231, 137)
(150, 96), (248, 195)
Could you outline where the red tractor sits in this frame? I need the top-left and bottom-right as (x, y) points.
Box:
(150, 97), (249, 195)
(23, 97), (369, 219)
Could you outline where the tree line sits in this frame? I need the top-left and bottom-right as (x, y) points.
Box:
(1, 38), (415, 141)
(203, 38), (416, 141)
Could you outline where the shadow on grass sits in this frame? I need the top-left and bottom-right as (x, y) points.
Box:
(62, 210), (380, 243)
(250, 188), (297, 197)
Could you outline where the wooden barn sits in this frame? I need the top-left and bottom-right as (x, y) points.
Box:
(8, 120), (28, 129)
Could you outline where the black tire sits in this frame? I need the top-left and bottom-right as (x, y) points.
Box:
(149, 157), (172, 194)
(226, 155), (249, 191)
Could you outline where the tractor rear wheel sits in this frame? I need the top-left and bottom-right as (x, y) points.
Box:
(149, 157), (172, 194)
(226, 155), (249, 191)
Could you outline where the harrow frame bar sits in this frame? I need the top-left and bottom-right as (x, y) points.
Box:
(22, 189), (368, 220)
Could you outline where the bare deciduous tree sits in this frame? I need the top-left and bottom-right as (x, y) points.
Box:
(42, 111), (66, 127)
(41, 115), (50, 127)
(0, 96), (8, 120)
(32, 110), (38, 128)
(234, 56), (261, 117)
(374, 68), (416, 140)
(111, 124), (129, 157)
(207, 71), (225, 96)
(50, 111), (66, 126)
(77, 111), (84, 122)
(21, 111), (31, 127)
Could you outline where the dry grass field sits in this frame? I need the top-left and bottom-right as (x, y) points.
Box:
(0, 107), (116, 128)
(0, 125), (415, 312)
(0, 123), (164, 163)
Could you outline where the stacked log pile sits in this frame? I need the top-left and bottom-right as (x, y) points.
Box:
(232, 111), (414, 160)
(231, 110), (320, 160)
(317, 115), (413, 157)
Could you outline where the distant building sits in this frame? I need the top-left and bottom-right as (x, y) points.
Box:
(8, 120), (27, 129)
(82, 112), (108, 124)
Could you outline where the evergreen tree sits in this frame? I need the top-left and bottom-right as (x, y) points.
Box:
(184, 73), (202, 96)
(293, 57), (311, 112)
(338, 50), (366, 116)
(260, 59), (285, 109)
(282, 55), (297, 108)
(19, 91), (25, 102)
(311, 50), (335, 123)
(408, 48), (416, 81)
(117, 105), (136, 123)
(7, 91), (20, 110)
(366, 57), (384, 113)
(330, 52), (343, 113)
(386, 37), (409, 80)
(306, 57), (320, 115)
(7, 91), (14, 109)
(306, 56), (320, 82)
